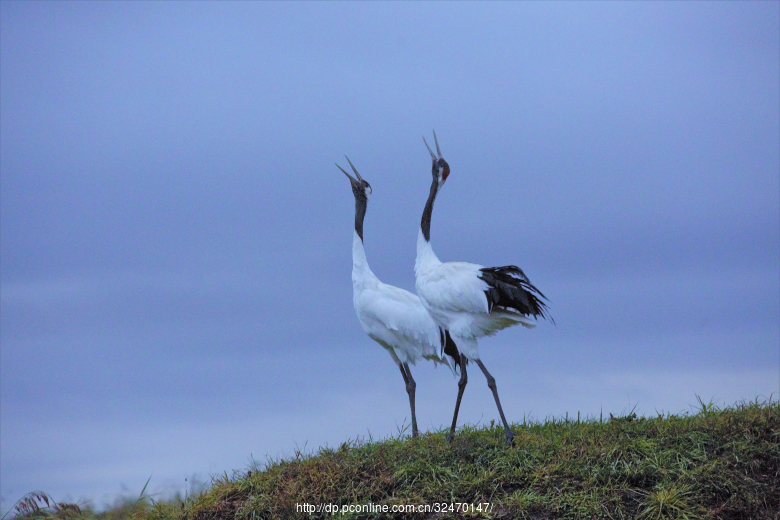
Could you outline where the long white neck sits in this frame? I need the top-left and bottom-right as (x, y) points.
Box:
(415, 227), (441, 277)
(352, 230), (377, 286)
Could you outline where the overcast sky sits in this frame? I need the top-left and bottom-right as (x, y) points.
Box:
(1, 1), (778, 510)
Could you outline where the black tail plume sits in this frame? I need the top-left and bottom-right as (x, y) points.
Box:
(479, 265), (553, 323)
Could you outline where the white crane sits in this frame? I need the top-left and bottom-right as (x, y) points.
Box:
(414, 132), (552, 445)
(337, 156), (455, 438)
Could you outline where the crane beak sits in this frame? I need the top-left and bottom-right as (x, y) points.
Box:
(432, 130), (442, 159)
(423, 136), (437, 162)
(423, 130), (442, 161)
(335, 162), (358, 184)
(344, 155), (364, 182)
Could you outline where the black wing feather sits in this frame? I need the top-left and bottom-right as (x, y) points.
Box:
(479, 265), (553, 323)
(439, 327), (462, 369)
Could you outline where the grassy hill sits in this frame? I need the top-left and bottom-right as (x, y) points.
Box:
(9, 399), (779, 520)
(147, 398), (777, 520)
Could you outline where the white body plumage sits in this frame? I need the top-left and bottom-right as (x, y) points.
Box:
(352, 230), (452, 369)
(337, 156), (453, 438)
(413, 131), (550, 444)
(415, 230), (535, 361)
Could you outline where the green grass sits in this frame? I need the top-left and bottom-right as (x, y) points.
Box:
(9, 399), (778, 520)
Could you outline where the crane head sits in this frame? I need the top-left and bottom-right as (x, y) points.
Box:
(336, 156), (372, 201)
(423, 130), (450, 187)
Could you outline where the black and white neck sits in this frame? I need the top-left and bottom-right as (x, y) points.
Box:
(416, 132), (449, 273)
(420, 157), (449, 242)
(419, 131), (450, 242)
(336, 156), (373, 243)
(353, 184), (369, 242)
(336, 157), (376, 282)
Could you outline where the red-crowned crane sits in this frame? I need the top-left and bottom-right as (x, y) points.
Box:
(414, 132), (552, 445)
(337, 156), (455, 438)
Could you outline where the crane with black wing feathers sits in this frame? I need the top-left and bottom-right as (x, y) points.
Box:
(413, 131), (552, 445)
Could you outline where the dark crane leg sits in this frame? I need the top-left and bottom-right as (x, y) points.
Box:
(399, 363), (418, 438)
(446, 354), (468, 443)
(475, 359), (515, 445)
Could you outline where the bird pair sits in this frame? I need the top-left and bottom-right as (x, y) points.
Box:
(337, 131), (550, 445)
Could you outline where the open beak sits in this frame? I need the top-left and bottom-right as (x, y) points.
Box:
(336, 155), (361, 184)
(423, 130), (442, 162)
(345, 156), (363, 182)
(335, 163), (357, 183)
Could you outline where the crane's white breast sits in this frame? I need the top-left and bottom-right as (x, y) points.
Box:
(416, 261), (490, 315)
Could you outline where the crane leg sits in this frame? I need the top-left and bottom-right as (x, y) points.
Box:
(399, 363), (419, 438)
(446, 354), (468, 443)
(475, 359), (515, 445)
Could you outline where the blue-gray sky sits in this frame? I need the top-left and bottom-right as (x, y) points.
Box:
(1, 1), (778, 509)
